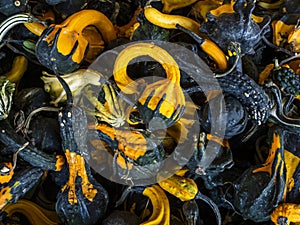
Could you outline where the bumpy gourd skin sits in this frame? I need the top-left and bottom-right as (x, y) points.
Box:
(269, 66), (300, 97)
(200, 0), (270, 54)
(217, 70), (271, 125)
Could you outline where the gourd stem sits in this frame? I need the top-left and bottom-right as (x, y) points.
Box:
(11, 142), (29, 171)
(196, 191), (222, 225)
(274, 58), (280, 69)
(267, 82), (300, 131)
(262, 36), (294, 56)
(52, 62), (73, 105)
(279, 54), (300, 66)
(24, 106), (59, 132)
(176, 23), (205, 45)
(214, 53), (240, 78)
(0, 142), (29, 175)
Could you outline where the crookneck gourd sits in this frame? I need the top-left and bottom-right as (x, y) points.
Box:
(233, 127), (286, 222)
(200, 0), (270, 54)
(143, 6), (228, 70)
(34, 9), (117, 74)
(51, 67), (108, 224)
(2, 199), (61, 225)
(113, 42), (185, 128)
(4, 55), (28, 83)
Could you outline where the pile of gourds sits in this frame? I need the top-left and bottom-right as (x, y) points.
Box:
(0, 0), (300, 224)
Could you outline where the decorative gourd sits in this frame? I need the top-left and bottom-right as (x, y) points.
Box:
(200, 0), (270, 54)
(113, 42), (185, 128)
(269, 59), (300, 97)
(158, 173), (198, 201)
(272, 14), (300, 53)
(233, 127), (286, 222)
(141, 185), (170, 225)
(35, 10), (116, 74)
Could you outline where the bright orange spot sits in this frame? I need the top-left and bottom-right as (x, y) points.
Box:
(209, 1), (235, 17)
(62, 150), (97, 205)
(89, 123), (116, 141)
(116, 154), (133, 170)
(0, 163), (13, 184)
(0, 185), (18, 209)
(207, 134), (230, 148)
(55, 155), (65, 171)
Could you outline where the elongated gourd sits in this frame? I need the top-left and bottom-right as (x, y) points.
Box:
(2, 199), (60, 225)
(144, 6), (200, 35)
(4, 56), (28, 83)
(143, 7), (227, 70)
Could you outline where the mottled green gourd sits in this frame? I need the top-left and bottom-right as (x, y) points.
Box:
(269, 59), (300, 96)
(0, 76), (15, 120)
